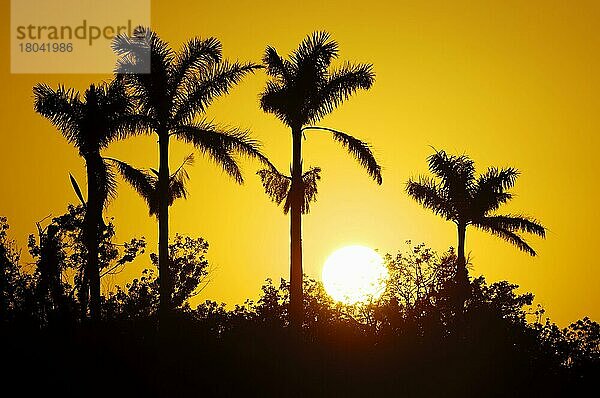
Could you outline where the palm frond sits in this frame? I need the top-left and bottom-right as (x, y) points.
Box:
(473, 221), (537, 256)
(174, 60), (261, 124)
(168, 153), (195, 203)
(169, 36), (222, 90)
(258, 166), (321, 214)
(257, 167), (291, 208)
(476, 215), (546, 238)
(33, 84), (83, 147)
(479, 167), (519, 190)
(171, 153), (195, 177)
(173, 121), (269, 183)
(471, 167), (519, 215)
(111, 113), (156, 140)
(299, 167), (321, 214)
(98, 79), (133, 124)
(169, 167), (190, 205)
(472, 191), (513, 217)
(406, 177), (454, 220)
(262, 46), (292, 82)
(427, 150), (475, 215)
(69, 174), (86, 207)
(306, 126), (382, 184)
(112, 33), (150, 74)
(308, 62), (375, 123)
(259, 80), (295, 126)
(427, 150), (475, 189)
(106, 158), (157, 215)
(173, 125), (242, 183)
(97, 78), (152, 142)
(291, 31), (338, 72)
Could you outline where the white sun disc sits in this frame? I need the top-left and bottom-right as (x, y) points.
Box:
(322, 245), (388, 305)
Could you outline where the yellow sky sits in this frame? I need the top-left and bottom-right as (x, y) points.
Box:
(1, 0), (599, 325)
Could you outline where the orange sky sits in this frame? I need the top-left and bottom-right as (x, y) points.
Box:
(1, 0), (599, 325)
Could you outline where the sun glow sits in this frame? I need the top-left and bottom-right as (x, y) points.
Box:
(322, 245), (388, 305)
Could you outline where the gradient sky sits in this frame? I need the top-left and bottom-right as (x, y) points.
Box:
(1, 0), (598, 325)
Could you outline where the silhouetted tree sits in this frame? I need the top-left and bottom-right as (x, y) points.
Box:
(0, 217), (34, 324)
(33, 80), (134, 320)
(469, 276), (535, 324)
(27, 205), (145, 324)
(384, 242), (456, 310)
(537, 316), (600, 375)
(151, 234), (210, 309)
(258, 32), (382, 327)
(382, 242), (457, 334)
(406, 150), (546, 305)
(29, 221), (70, 325)
(104, 234), (210, 320)
(112, 27), (268, 324)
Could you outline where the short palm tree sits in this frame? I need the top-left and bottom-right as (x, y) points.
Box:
(112, 28), (269, 323)
(33, 80), (132, 320)
(406, 149), (546, 304)
(259, 32), (382, 328)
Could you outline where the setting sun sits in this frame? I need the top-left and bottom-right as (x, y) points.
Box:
(322, 245), (388, 305)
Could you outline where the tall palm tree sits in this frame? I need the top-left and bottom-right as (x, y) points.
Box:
(406, 149), (546, 304)
(33, 80), (132, 320)
(259, 32), (382, 328)
(112, 27), (269, 323)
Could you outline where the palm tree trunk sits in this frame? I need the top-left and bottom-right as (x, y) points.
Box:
(456, 222), (469, 305)
(158, 131), (171, 327)
(289, 126), (303, 329)
(86, 156), (101, 321)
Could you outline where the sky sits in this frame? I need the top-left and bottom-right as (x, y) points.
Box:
(1, 0), (599, 325)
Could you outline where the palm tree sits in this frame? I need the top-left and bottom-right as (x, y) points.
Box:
(112, 28), (269, 323)
(406, 149), (546, 304)
(33, 80), (132, 320)
(259, 32), (382, 328)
